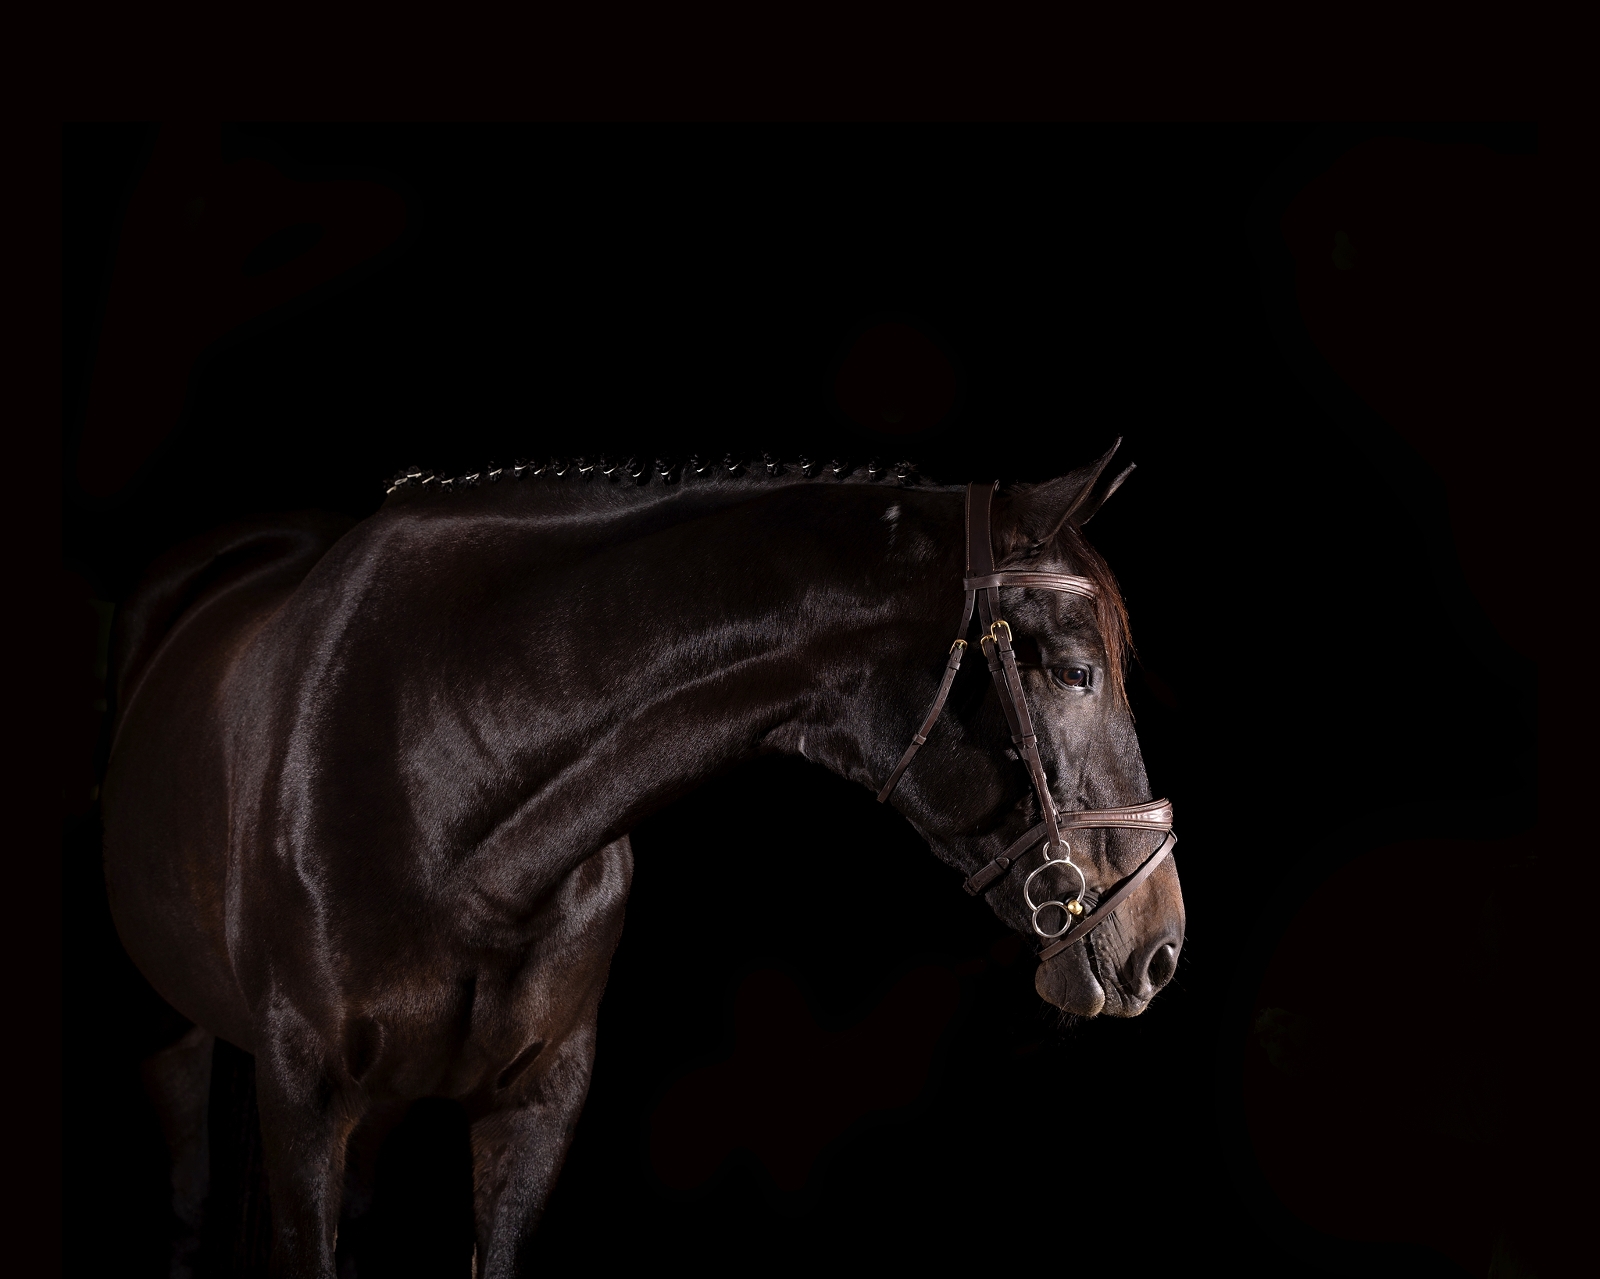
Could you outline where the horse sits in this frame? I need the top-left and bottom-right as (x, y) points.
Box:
(102, 441), (1185, 1277)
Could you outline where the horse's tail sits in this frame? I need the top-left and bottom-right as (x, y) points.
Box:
(109, 510), (356, 727)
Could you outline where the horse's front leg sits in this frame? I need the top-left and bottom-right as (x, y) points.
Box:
(470, 1027), (599, 1278)
(254, 1007), (368, 1278)
(470, 834), (633, 1278)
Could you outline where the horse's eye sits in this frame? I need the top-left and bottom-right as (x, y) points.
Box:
(1051, 667), (1090, 690)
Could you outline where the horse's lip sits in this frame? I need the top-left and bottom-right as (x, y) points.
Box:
(1035, 936), (1107, 1016)
(1107, 987), (1148, 1016)
(1080, 966), (1107, 1017)
(1083, 936), (1149, 1018)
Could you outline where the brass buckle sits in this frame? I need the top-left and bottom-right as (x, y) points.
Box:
(989, 619), (1012, 644)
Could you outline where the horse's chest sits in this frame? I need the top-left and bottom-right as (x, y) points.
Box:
(366, 838), (634, 1099)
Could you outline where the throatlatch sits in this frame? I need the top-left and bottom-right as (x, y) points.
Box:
(877, 481), (1176, 959)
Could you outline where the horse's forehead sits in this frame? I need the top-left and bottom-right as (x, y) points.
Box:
(1010, 557), (1099, 622)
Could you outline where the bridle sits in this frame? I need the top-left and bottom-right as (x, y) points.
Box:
(877, 481), (1176, 964)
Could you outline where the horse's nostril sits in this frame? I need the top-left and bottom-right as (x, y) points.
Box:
(1146, 943), (1178, 989)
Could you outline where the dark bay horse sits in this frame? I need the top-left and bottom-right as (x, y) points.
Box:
(103, 443), (1185, 1277)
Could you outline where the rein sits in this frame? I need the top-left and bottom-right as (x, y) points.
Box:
(877, 481), (1176, 961)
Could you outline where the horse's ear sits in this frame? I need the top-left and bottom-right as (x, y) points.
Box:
(996, 438), (1135, 553)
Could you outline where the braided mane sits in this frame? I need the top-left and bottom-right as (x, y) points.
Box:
(383, 453), (925, 497)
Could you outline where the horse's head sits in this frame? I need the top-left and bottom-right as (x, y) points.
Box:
(880, 444), (1184, 1018)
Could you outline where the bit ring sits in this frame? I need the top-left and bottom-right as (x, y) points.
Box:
(1025, 849), (1087, 940)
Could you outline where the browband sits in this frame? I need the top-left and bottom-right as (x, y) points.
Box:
(962, 571), (1097, 598)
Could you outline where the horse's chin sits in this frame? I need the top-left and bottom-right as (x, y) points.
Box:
(1034, 945), (1106, 1016)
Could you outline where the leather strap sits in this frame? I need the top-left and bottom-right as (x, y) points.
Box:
(962, 821), (1055, 895)
(979, 622), (1063, 855)
(876, 483), (1000, 806)
(1059, 797), (1173, 831)
(966, 483), (1058, 855)
(1035, 831), (1177, 962)
(967, 481), (1000, 631)
(963, 571), (1096, 598)
(961, 799), (1174, 896)
(875, 628), (972, 804)
(967, 480), (996, 577)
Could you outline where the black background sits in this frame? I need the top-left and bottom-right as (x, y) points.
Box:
(63, 125), (1541, 1277)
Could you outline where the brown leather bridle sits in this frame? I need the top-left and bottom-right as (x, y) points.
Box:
(877, 481), (1176, 963)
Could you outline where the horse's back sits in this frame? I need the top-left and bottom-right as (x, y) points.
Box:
(104, 511), (356, 1046)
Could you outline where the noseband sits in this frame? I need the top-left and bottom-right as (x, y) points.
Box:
(877, 481), (1176, 964)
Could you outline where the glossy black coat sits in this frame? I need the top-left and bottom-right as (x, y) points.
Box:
(103, 453), (1183, 1277)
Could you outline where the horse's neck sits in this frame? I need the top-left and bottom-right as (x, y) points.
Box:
(414, 484), (958, 877)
